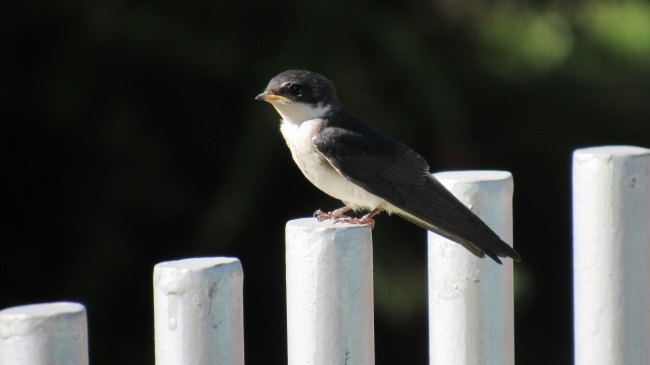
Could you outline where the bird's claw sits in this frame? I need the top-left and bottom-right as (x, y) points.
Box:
(313, 209), (350, 222)
(313, 209), (328, 221)
(314, 207), (377, 229)
(334, 216), (375, 230)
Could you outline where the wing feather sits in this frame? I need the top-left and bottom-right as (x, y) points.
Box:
(312, 115), (520, 263)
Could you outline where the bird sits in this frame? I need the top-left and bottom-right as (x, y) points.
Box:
(255, 69), (520, 264)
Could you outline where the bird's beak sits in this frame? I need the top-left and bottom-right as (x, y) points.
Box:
(255, 91), (290, 102)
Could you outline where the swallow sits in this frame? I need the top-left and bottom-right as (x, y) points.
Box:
(256, 69), (520, 263)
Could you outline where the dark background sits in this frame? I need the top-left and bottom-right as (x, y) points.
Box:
(3, 0), (650, 364)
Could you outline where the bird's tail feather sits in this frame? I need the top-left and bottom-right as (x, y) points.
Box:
(395, 208), (521, 264)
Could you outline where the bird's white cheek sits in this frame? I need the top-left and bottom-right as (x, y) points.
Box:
(271, 102), (330, 125)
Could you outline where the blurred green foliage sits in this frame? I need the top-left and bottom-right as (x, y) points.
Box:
(584, 1), (650, 65)
(478, 9), (574, 77)
(2, 0), (649, 364)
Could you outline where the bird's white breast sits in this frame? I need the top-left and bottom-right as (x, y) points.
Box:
(279, 117), (388, 210)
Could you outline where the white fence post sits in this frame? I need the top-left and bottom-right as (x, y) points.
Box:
(573, 146), (650, 365)
(428, 171), (515, 365)
(285, 218), (374, 365)
(0, 302), (88, 365)
(153, 257), (244, 365)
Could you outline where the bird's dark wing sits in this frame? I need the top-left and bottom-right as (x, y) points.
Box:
(312, 118), (520, 263)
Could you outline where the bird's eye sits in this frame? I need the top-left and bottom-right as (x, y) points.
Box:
(288, 84), (304, 96)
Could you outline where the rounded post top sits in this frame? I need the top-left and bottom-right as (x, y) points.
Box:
(286, 217), (372, 232)
(154, 257), (240, 271)
(0, 302), (86, 337)
(574, 145), (650, 158)
(0, 302), (85, 318)
(434, 170), (512, 183)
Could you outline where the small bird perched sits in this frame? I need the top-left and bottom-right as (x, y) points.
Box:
(256, 69), (520, 264)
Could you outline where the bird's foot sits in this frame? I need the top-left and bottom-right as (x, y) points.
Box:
(314, 206), (379, 229)
(333, 208), (382, 229)
(334, 216), (376, 229)
(313, 209), (350, 222)
(313, 205), (353, 222)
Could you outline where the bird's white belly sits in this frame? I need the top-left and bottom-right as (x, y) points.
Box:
(280, 118), (387, 210)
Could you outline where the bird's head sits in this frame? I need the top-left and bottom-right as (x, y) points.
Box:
(256, 69), (339, 124)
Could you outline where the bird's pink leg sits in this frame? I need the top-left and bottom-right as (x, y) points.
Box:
(335, 207), (382, 229)
(313, 205), (354, 222)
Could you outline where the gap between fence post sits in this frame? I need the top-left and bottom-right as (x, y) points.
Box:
(573, 145), (650, 365)
(285, 218), (374, 365)
(0, 302), (88, 365)
(153, 257), (244, 365)
(427, 171), (515, 365)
